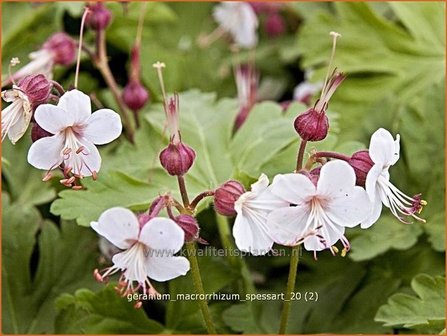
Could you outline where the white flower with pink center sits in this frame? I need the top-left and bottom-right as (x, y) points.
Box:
(27, 89), (122, 178)
(233, 174), (289, 255)
(362, 128), (426, 228)
(91, 207), (190, 295)
(267, 161), (371, 253)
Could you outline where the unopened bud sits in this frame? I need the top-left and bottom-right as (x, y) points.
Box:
(31, 123), (52, 142)
(43, 32), (77, 66)
(159, 142), (196, 176)
(309, 167), (321, 186)
(265, 13), (285, 38)
(214, 180), (246, 216)
(122, 80), (149, 112)
(348, 150), (374, 186)
(86, 3), (112, 31)
(17, 74), (52, 108)
(294, 108), (329, 142)
(175, 214), (199, 242)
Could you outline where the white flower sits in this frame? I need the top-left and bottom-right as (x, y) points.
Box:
(362, 128), (426, 228)
(27, 89), (122, 178)
(1, 87), (32, 144)
(267, 161), (371, 253)
(213, 2), (258, 49)
(91, 207), (190, 294)
(3, 50), (54, 87)
(233, 174), (289, 255)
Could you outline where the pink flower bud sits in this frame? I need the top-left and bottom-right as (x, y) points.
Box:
(17, 74), (52, 108)
(348, 150), (374, 186)
(293, 107), (329, 142)
(214, 180), (246, 216)
(175, 214), (200, 242)
(265, 13), (286, 38)
(31, 122), (52, 142)
(122, 80), (149, 112)
(159, 142), (196, 176)
(86, 3), (112, 31)
(43, 32), (77, 66)
(309, 166), (321, 186)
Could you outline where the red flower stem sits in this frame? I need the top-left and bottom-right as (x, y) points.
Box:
(177, 175), (190, 208)
(189, 190), (215, 210)
(295, 139), (307, 172)
(94, 29), (135, 143)
(314, 151), (350, 161)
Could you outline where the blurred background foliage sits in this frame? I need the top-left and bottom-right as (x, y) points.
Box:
(2, 2), (445, 334)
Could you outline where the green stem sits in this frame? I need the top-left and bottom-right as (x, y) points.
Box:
(186, 242), (217, 334)
(177, 176), (190, 209)
(279, 245), (300, 334)
(215, 213), (255, 294)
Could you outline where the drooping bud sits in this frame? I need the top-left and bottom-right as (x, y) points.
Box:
(17, 74), (52, 108)
(42, 32), (77, 66)
(294, 107), (329, 141)
(348, 150), (374, 186)
(175, 214), (200, 242)
(86, 3), (112, 31)
(265, 13), (285, 38)
(214, 180), (246, 216)
(123, 80), (149, 112)
(159, 142), (196, 176)
(31, 123), (52, 142)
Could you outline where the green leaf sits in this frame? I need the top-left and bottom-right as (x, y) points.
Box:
(50, 170), (178, 227)
(2, 130), (56, 206)
(222, 302), (270, 334)
(375, 274), (445, 332)
(298, 2), (445, 139)
(349, 215), (423, 261)
(2, 201), (100, 333)
(55, 286), (165, 334)
(165, 253), (238, 333)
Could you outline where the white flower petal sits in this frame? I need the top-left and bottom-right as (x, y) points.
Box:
(369, 128), (400, 166)
(271, 173), (315, 204)
(27, 133), (64, 170)
(361, 195), (383, 229)
(267, 206), (310, 246)
(57, 89), (91, 124)
(91, 207), (139, 249)
(7, 101), (32, 144)
(146, 255), (190, 282)
(250, 173), (269, 194)
(233, 212), (274, 255)
(317, 160), (356, 199)
(325, 186), (372, 228)
(34, 104), (70, 134)
(65, 139), (102, 177)
(83, 109), (122, 145)
(303, 224), (345, 252)
(365, 164), (384, 202)
(139, 217), (184, 253)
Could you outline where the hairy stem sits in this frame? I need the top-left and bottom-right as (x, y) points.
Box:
(279, 245), (300, 334)
(314, 151), (350, 162)
(189, 190), (215, 210)
(186, 242), (217, 334)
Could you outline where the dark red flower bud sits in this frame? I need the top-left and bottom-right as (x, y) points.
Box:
(31, 122), (52, 142)
(43, 32), (77, 66)
(86, 3), (112, 31)
(122, 80), (149, 112)
(294, 108), (329, 142)
(214, 180), (246, 216)
(265, 14), (286, 38)
(309, 165), (321, 183)
(348, 150), (374, 186)
(17, 74), (52, 108)
(159, 142), (196, 176)
(175, 214), (200, 242)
